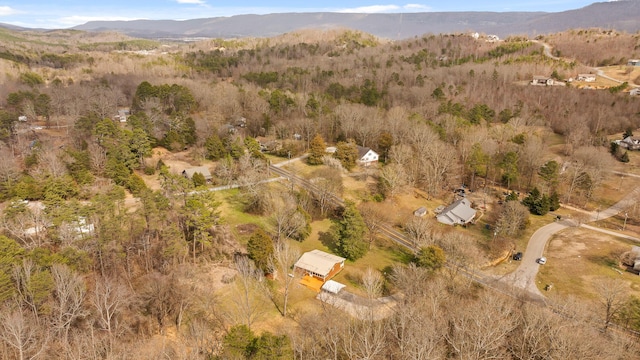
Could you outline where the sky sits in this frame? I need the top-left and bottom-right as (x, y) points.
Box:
(0, 0), (608, 29)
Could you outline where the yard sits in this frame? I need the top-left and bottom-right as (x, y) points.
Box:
(537, 227), (640, 299)
(599, 65), (640, 87)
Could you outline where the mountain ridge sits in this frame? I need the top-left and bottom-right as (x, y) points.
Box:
(2, 1), (640, 40)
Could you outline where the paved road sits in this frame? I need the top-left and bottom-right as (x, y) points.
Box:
(504, 187), (640, 296)
(533, 39), (639, 87)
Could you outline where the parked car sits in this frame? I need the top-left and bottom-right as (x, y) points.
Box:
(513, 252), (523, 261)
(537, 257), (547, 265)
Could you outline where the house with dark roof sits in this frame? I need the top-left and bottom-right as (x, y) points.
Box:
(531, 76), (553, 86)
(182, 166), (213, 181)
(356, 146), (379, 166)
(436, 198), (477, 225)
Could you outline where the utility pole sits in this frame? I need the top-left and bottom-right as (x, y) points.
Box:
(623, 212), (628, 231)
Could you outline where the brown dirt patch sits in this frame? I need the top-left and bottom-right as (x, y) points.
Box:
(140, 147), (217, 190)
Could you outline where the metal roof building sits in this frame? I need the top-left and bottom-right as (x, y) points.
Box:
(294, 249), (346, 282)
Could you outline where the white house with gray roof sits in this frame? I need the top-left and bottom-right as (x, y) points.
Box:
(436, 198), (477, 225)
(356, 146), (379, 166)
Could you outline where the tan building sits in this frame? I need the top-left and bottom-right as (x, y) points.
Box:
(294, 249), (345, 283)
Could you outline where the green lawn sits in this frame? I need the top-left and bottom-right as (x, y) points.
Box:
(290, 219), (412, 296)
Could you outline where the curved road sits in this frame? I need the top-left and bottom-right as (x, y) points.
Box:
(533, 39), (637, 87)
(504, 187), (640, 297)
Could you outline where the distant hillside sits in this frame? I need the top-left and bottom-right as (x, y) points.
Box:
(68, 1), (640, 40)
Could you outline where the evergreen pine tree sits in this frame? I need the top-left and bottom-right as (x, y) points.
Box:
(333, 201), (368, 260)
(307, 134), (326, 165)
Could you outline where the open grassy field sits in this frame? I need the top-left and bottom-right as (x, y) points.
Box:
(600, 65), (640, 86)
(537, 227), (640, 299)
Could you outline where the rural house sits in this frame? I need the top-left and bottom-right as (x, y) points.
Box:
(628, 59), (640, 66)
(356, 146), (379, 166)
(576, 73), (596, 82)
(531, 76), (554, 86)
(294, 250), (345, 283)
(623, 246), (640, 274)
(619, 136), (640, 151)
(114, 108), (130, 122)
(182, 166), (213, 181)
(436, 198), (477, 225)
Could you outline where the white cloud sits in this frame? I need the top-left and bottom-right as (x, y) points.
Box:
(403, 4), (430, 11)
(338, 4), (430, 13)
(176, 0), (206, 4)
(0, 6), (19, 16)
(338, 5), (400, 13)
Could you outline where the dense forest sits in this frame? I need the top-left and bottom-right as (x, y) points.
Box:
(0, 26), (638, 359)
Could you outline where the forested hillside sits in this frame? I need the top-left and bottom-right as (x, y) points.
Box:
(0, 26), (639, 359)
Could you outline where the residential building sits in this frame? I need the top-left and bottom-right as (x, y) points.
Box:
(576, 74), (596, 82)
(356, 146), (379, 166)
(182, 166), (213, 181)
(436, 198), (477, 225)
(294, 250), (345, 283)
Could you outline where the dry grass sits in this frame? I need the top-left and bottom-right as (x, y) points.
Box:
(537, 227), (640, 299)
(571, 75), (622, 89)
(600, 65), (640, 86)
(587, 172), (640, 210)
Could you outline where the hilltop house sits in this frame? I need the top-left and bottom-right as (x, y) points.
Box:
(356, 146), (379, 166)
(114, 108), (130, 122)
(182, 166), (213, 181)
(576, 73), (596, 82)
(531, 76), (554, 86)
(436, 198), (477, 226)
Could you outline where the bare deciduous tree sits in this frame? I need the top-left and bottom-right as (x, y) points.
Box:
(50, 264), (88, 344)
(228, 256), (267, 330)
(12, 260), (51, 323)
(359, 202), (388, 250)
(593, 277), (629, 331)
(91, 276), (131, 336)
(404, 216), (434, 248)
(445, 293), (517, 360)
(268, 241), (300, 317)
(268, 191), (307, 243)
(0, 306), (47, 360)
(309, 168), (343, 216)
(496, 201), (529, 237)
(378, 163), (409, 198)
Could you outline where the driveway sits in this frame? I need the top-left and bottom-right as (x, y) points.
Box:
(503, 187), (640, 297)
